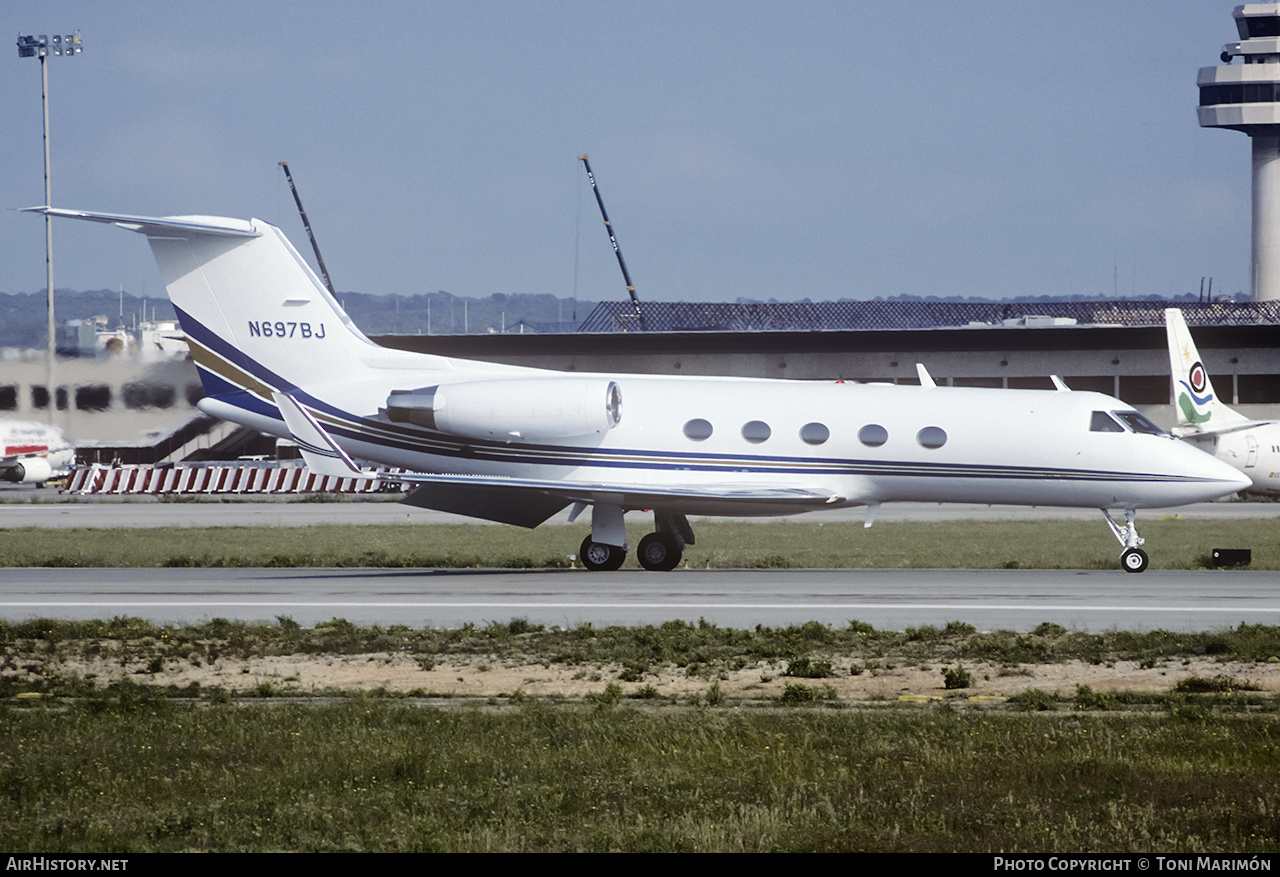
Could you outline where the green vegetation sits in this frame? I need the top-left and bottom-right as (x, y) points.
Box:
(3, 700), (1279, 852)
(6, 616), (1280, 691)
(2, 518), (1278, 569)
(3, 616), (1280, 851)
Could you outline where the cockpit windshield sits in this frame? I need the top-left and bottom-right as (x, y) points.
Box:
(1113, 410), (1166, 436)
(1090, 410), (1167, 436)
(1090, 411), (1124, 433)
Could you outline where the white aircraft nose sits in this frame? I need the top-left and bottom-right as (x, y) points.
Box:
(1188, 445), (1253, 499)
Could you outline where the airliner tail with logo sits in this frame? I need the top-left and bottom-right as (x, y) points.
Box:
(1165, 308), (1279, 495)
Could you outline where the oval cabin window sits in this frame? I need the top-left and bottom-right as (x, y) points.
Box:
(858, 424), (888, 447)
(917, 426), (947, 449)
(683, 418), (713, 441)
(799, 422), (829, 445)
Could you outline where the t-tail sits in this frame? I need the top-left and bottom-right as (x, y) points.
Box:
(22, 208), (457, 428)
(1164, 308), (1245, 434)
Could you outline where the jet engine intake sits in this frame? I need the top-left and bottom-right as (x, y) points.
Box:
(2, 457), (53, 484)
(387, 378), (622, 442)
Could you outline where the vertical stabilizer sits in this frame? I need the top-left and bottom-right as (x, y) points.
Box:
(1164, 308), (1244, 433)
(24, 208), (447, 415)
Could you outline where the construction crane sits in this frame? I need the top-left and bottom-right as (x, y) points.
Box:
(279, 161), (337, 297)
(579, 154), (643, 324)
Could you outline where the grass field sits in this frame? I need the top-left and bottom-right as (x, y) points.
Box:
(3, 515), (1279, 851)
(3, 617), (1280, 852)
(3, 693), (1279, 852)
(1, 517), (1277, 569)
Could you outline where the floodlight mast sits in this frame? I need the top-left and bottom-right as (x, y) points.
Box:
(16, 30), (82, 425)
(579, 154), (644, 326)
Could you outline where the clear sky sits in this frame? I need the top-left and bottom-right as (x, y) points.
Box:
(0, 1), (1257, 305)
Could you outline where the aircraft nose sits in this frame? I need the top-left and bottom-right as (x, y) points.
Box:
(1192, 446), (1252, 497)
(1226, 466), (1254, 493)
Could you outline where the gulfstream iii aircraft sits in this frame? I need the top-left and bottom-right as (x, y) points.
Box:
(27, 208), (1250, 573)
(1165, 308), (1280, 495)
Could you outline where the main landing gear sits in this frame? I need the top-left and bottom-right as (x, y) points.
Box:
(578, 510), (694, 572)
(1101, 508), (1149, 573)
(579, 535), (626, 572)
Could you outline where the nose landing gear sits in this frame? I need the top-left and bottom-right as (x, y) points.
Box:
(1102, 508), (1149, 573)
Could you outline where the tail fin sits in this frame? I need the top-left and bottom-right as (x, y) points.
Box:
(1164, 308), (1244, 433)
(26, 208), (444, 411)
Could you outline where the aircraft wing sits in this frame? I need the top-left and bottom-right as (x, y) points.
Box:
(1172, 419), (1278, 439)
(396, 472), (846, 528)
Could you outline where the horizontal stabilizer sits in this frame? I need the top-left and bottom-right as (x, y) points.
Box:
(272, 391), (371, 478)
(20, 207), (259, 238)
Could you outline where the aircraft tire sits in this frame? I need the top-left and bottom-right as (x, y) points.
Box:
(1120, 547), (1149, 574)
(580, 536), (626, 572)
(637, 532), (681, 572)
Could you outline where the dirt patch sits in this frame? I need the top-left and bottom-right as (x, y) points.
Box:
(21, 650), (1280, 702)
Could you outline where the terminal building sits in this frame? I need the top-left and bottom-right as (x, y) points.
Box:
(3, 301), (1279, 467)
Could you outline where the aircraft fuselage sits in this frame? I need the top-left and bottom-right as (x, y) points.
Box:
(201, 368), (1242, 516)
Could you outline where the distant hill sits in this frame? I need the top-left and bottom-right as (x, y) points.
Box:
(0, 288), (1215, 349)
(0, 289), (598, 348)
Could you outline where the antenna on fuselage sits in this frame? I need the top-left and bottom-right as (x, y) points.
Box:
(279, 161), (337, 297)
(579, 154), (644, 327)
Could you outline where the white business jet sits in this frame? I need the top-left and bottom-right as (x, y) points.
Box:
(1165, 308), (1280, 495)
(27, 208), (1249, 572)
(1, 419), (74, 486)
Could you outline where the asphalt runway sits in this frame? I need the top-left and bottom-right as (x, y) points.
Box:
(2, 494), (1277, 632)
(2, 566), (1278, 633)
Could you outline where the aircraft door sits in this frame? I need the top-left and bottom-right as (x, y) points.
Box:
(1247, 434), (1258, 468)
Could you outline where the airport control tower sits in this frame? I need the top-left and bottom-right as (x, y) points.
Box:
(1199, 4), (1280, 301)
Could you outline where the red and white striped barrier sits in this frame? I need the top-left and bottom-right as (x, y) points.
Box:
(62, 464), (403, 495)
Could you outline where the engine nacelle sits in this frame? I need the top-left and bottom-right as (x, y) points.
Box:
(2, 457), (53, 484)
(386, 378), (622, 443)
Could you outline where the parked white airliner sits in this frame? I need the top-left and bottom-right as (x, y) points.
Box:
(1, 419), (73, 486)
(1165, 308), (1280, 495)
(27, 207), (1250, 572)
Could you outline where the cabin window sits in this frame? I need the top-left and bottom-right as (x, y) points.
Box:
(742, 420), (771, 444)
(799, 422), (829, 445)
(858, 424), (888, 447)
(1090, 411), (1124, 433)
(683, 418), (713, 441)
(917, 426), (947, 449)
(1114, 410), (1165, 436)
